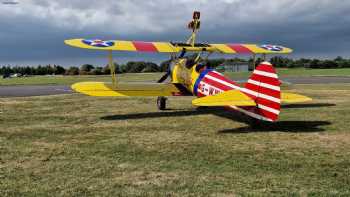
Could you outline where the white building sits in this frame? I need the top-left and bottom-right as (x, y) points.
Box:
(216, 61), (249, 72)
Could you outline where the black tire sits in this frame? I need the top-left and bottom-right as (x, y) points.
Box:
(157, 96), (167, 110)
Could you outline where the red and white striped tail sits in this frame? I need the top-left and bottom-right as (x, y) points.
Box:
(242, 62), (281, 122)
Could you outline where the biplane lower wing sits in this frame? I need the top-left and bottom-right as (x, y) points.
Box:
(71, 82), (188, 97)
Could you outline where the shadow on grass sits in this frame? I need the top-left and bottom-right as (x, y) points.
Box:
(218, 121), (331, 134)
(283, 103), (335, 109)
(101, 108), (211, 120)
(101, 107), (331, 133)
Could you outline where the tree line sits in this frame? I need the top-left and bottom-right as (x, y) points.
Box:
(269, 56), (350, 68)
(1, 56), (350, 76)
(0, 62), (167, 76)
(204, 56), (350, 69)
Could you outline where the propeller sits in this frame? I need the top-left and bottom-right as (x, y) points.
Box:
(157, 72), (170, 83)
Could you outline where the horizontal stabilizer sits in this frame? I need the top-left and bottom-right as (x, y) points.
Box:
(281, 92), (312, 103)
(192, 90), (256, 107)
(71, 82), (183, 97)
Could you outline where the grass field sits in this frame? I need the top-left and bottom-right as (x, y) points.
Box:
(0, 73), (160, 86)
(1, 83), (350, 196)
(1, 68), (350, 86)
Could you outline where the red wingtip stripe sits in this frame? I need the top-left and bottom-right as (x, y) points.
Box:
(132, 41), (158, 52)
(227, 44), (253, 54)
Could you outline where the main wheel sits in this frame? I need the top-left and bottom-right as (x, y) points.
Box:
(157, 96), (167, 110)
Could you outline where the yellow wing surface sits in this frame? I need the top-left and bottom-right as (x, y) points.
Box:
(65, 39), (178, 53)
(192, 90), (256, 107)
(71, 82), (184, 97)
(211, 44), (292, 54)
(191, 91), (311, 107)
(281, 92), (312, 103)
(64, 39), (292, 54)
(73, 82), (311, 107)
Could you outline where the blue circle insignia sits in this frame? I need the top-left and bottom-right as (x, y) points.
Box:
(261, 44), (283, 52)
(82, 39), (114, 47)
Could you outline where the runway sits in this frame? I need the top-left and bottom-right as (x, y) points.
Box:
(0, 85), (73, 97)
(280, 76), (350, 84)
(1, 76), (350, 98)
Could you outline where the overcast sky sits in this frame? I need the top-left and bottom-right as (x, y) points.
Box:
(0, 0), (349, 67)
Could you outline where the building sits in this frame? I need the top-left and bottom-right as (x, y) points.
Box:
(216, 61), (249, 72)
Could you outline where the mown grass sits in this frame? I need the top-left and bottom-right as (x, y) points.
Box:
(1, 68), (350, 86)
(1, 84), (350, 196)
(0, 73), (160, 86)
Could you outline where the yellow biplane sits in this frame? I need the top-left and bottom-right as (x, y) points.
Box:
(65, 11), (311, 122)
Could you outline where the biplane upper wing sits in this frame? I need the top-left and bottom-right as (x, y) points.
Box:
(210, 43), (292, 54)
(64, 39), (180, 53)
(71, 82), (189, 97)
(64, 39), (292, 54)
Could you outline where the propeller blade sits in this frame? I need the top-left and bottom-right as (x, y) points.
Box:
(157, 72), (170, 83)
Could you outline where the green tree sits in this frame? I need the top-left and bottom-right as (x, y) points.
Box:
(142, 62), (160, 72)
(334, 56), (344, 62)
(124, 61), (147, 73)
(91, 67), (103, 75)
(310, 59), (320, 68)
(269, 56), (294, 68)
(0, 66), (13, 76)
(66, 67), (79, 75)
(103, 63), (122, 74)
(102, 65), (111, 74)
(320, 60), (337, 69)
(54, 65), (66, 75)
(80, 64), (95, 74)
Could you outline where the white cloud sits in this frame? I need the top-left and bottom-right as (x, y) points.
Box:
(0, 0), (350, 63)
(0, 0), (346, 33)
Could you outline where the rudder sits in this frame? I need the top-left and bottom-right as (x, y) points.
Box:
(242, 62), (281, 122)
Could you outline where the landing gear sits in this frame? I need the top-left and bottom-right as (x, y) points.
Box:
(157, 96), (167, 110)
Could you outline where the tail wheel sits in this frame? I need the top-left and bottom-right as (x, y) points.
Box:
(157, 96), (167, 110)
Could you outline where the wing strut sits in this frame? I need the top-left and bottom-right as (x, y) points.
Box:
(250, 54), (256, 71)
(108, 50), (117, 87)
